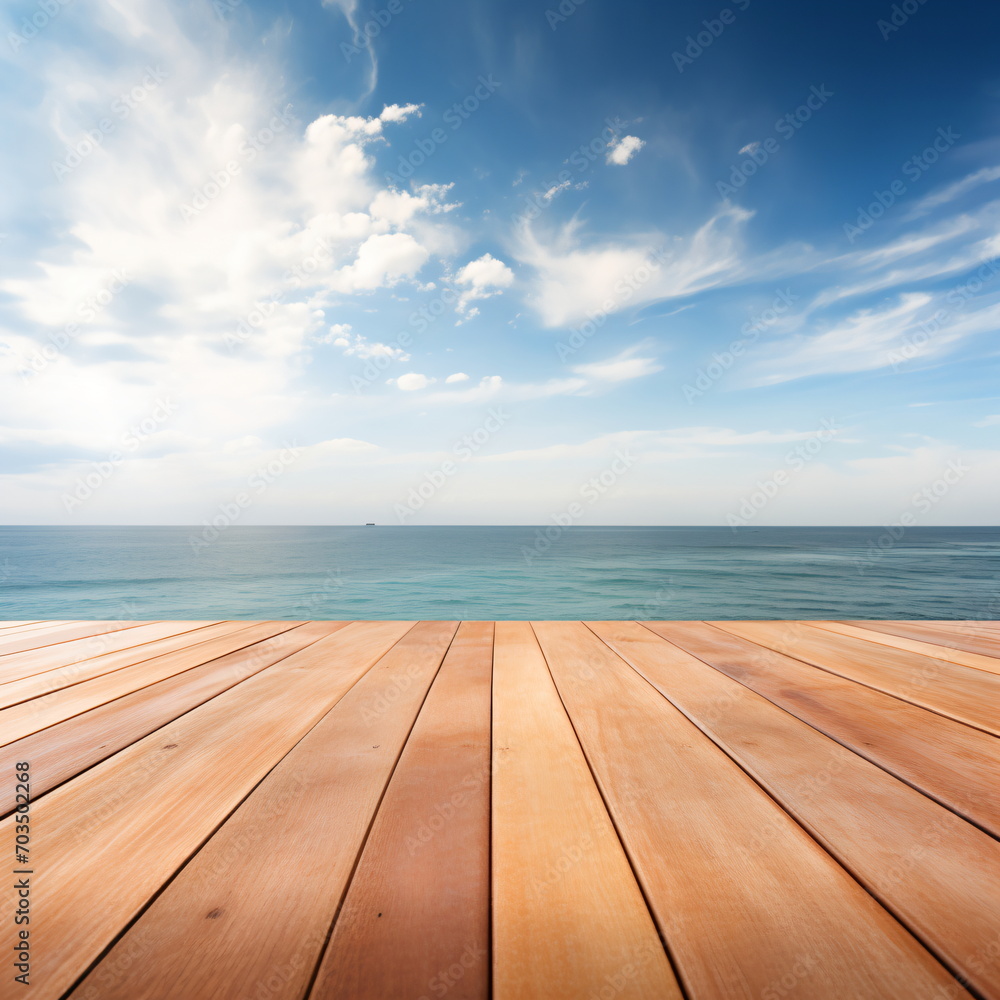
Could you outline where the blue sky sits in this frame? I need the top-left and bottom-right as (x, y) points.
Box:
(1, 0), (998, 525)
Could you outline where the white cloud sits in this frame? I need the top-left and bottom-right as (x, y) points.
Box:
(570, 343), (663, 384)
(907, 166), (1000, 218)
(606, 135), (645, 165)
(369, 183), (458, 228)
(975, 415), (1000, 426)
(816, 236), (1000, 307)
(542, 180), (571, 202)
(418, 375), (508, 405)
(326, 327), (410, 361)
(453, 252), (515, 317)
(322, 0), (380, 99)
(397, 354), (669, 408)
(321, 322), (353, 342)
(751, 294), (941, 384)
(0, 0), (459, 510)
(379, 103), (422, 123)
(306, 436), (380, 457)
(390, 372), (434, 391)
(517, 205), (751, 328)
(445, 372), (470, 383)
(331, 232), (430, 292)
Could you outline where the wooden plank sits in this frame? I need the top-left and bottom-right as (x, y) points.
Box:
(591, 620), (1000, 999)
(491, 622), (682, 1000)
(0, 620), (48, 630)
(649, 621), (1000, 838)
(715, 620), (1000, 737)
(0, 621), (247, 706)
(0, 622), (348, 816)
(309, 621), (493, 1000)
(65, 620), (456, 1000)
(0, 620), (152, 657)
(0, 621), (87, 647)
(0, 622), (301, 742)
(807, 620), (1000, 676)
(843, 619), (1000, 663)
(0, 620), (74, 633)
(896, 619), (1000, 633)
(533, 620), (970, 1000)
(0, 620), (415, 1000)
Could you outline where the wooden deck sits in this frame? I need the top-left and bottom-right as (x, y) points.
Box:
(1, 618), (998, 1000)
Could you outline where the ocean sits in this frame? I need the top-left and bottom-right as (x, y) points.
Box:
(0, 525), (997, 621)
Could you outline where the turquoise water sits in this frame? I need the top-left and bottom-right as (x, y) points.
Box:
(0, 526), (997, 620)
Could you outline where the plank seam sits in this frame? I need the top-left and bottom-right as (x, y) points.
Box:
(708, 620), (1000, 740)
(675, 621), (1000, 841)
(0, 621), (290, 714)
(816, 620), (1000, 675)
(529, 621), (693, 1000)
(0, 620), (168, 658)
(54, 621), (424, 1000)
(300, 622), (460, 1000)
(486, 622), (495, 1000)
(0, 629), (339, 822)
(612, 622), (987, 1000)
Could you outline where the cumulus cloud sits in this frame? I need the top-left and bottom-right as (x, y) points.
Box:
(0, 0), (458, 520)
(453, 253), (515, 318)
(445, 372), (470, 383)
(331, 233), (430, 292)
(325, 326), (410, 361)
(606, 135), (645, 165)
(369, 183), (458, 228)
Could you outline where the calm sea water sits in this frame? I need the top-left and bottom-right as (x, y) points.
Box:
(0, 526), (997, 621)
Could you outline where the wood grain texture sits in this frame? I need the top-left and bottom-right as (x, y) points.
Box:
(492, 622), (681, 1000)
(311, 621), (493, 1000)
(0, 622), (347, 816)
(66, 620), (454, 1000)
(650, 620), (1000, 837)
(843, 619), (1000, 663)
(0, 620), (153, 659)
(0, 621), (302, 743)
(715, 619), (1000, 736)
(0, 620), (239, 698)
(0, 620), (414, 1000)
(591, 620), (1000, 1000)
(0, 621), (250, 711)
(807, 620), (1000, 675)
(534, 620), (970, 1000)
(0, 618), (995, 1000)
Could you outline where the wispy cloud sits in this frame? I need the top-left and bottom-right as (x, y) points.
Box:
(570, 342), (663, 384)
(906, 165), (1000, 218)
(323, 0), (379, 99)
(515, 204), (752, 327)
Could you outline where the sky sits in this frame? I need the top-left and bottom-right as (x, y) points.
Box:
(0, 0), (999, 526)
